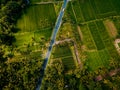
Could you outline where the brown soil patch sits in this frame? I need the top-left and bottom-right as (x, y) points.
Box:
(77, 26), (83, 41)
(104, 19), (117, 38)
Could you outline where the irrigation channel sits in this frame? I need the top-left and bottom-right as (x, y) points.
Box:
(36, 0), (69, 90)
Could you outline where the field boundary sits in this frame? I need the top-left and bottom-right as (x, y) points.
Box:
(32, 1), (63, 5)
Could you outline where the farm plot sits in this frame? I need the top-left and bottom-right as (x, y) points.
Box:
(52, 44), (72, 58)
(96, 21), (119, 60)
(71, 1), (84, 23)
(78, 0), (95, 21)
(88, 22), (105, 50)
(51, 43), (76, 71)
(80, 24), (96, 50)
(17, 4), (56, 32)
(90, 0), (116, 18)
(81, 21), (119, 70)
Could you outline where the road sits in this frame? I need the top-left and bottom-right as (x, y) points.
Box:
(36, 0), (69, 90)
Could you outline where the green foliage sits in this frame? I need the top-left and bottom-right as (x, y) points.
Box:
(41, 59), (64, 90)
(2, 58), (43, 89)
(0, 0), (27, 45)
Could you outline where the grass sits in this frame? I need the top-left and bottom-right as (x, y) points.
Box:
(17, 4), (56, 32)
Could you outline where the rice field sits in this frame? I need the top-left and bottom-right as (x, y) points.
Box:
(17, 4), (56, 32)
(14, 3), (57, 58)
(66, 0), (120, 70)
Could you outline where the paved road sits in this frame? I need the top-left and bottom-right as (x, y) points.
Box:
(36, 0), (69, 90)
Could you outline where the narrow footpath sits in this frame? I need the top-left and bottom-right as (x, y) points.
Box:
(36, 0), (69, 90)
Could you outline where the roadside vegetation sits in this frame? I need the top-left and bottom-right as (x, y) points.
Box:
(1, 0), (120, 90)
(0, 0), (57, 89)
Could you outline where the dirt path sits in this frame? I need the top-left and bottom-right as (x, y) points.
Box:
(104, 19), (117, 38)
(73, 41), (82, 68)
(54, 39), (71, 45)
(33, 1), (63, 5)
(77, 26), (83, 41)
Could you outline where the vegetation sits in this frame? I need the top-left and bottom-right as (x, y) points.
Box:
(1, 0), (120, 90)
(51, 42), (76, 71)
(0, 0), (44, 89)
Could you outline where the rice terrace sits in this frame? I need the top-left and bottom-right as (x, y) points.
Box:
(1, 0), (120, 90)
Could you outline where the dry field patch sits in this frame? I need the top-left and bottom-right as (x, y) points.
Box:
(104, 19), (117, 38)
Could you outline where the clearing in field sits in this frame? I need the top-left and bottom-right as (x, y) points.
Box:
(104, 19), (118, 38)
